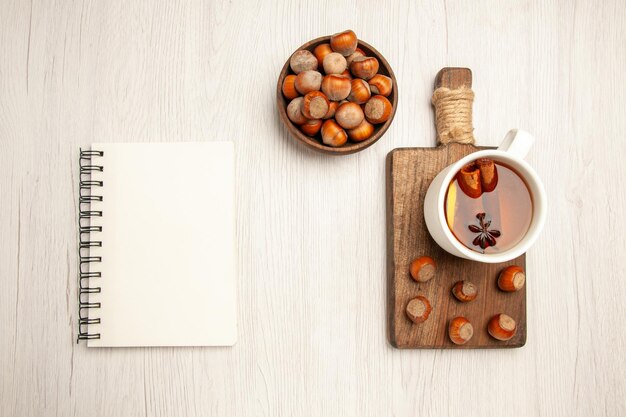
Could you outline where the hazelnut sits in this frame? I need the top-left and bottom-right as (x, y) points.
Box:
(497, 266), (526, 292)
(330, 29), (358, 56)
(451, 281), (477, 302)
(295, 70), (322, 95)
(320, 119), (348, 147)
(448, 317), (474, 345)
(488, 314), (517, 341)
(289, 50), (318, 74)
(346, 48), (365, 66)
(364, 95), (392, 124)
(368, 74), (393, 97)
(302, 91), (329, 120)
(350, 56), (379, 80)
(286, 97), (307, 125)
(409, 256), (436, 283)
(346, 119), (374, 142)
(335, 102), (364, 129)
(406, 295), (432, 324)
(347, 79), (371, 104)
(313, 43), (333, 67)
(300, 119), (323, 137)
(323, 101), (339, 119)
(282, 75), (299, 100)
(323, 52), (348, 75)
(321, 75), (351, 101)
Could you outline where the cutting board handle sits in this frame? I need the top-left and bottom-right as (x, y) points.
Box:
(432, 67), (475, 145)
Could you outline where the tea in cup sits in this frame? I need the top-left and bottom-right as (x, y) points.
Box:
(424, 130), (546, 263)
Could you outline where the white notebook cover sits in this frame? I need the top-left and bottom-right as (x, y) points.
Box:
(85, 142), (236, 347)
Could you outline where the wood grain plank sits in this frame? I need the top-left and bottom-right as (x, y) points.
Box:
(0, 0), (625, 416)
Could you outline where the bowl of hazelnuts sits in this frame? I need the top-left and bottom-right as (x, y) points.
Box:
(277, 30), (397, 155)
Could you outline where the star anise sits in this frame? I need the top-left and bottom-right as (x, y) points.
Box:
(468, 212), (501, 250)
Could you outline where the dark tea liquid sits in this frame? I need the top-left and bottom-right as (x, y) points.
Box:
(444, 161), (532, 254)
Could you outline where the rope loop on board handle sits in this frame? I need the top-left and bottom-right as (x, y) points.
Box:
(431, 87), (475, 145)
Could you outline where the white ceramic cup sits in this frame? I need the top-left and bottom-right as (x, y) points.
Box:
(423, 129), (547, 263)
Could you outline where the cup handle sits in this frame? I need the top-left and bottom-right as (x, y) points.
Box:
(497, 129), (535, 159)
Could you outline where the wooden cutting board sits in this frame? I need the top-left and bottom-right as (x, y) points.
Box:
(386, 68), (526, 349)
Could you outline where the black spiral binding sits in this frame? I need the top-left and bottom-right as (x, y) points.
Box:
(77, 149), (104, 343)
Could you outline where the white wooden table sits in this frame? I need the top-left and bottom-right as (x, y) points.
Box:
(1, 1), (625, 416)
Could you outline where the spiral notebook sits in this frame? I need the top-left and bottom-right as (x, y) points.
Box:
(77, 142), (237, 347)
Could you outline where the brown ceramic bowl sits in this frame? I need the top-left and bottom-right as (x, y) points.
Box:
(277, 36), (397, 155)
